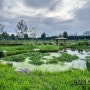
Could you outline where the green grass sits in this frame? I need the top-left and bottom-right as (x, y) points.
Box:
(37, 45), (62, 52)
(0, 45), (36, 57)
(1, 52), (50, 64)
(58, 53), (79, 62)
(85, 56), (90, 71)
(46, 53), (79, 64)
(1, 54), (26, 62)
(0, 63), (90, 90)
(66, 41), (90, 51)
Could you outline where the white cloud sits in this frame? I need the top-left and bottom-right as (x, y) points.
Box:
(45, 0), (86, 20)
(0, 0), (87, 20)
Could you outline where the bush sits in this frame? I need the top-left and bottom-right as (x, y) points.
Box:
(30, 60), (44, 65)
(49, 53), (79, 62)
(58, 53), (79, 62)
(5, 50), (30, 56)
(46, 58), (58, 64)
(85, 56), (90, 71)
(86, 60), (90, 71)
(1, 55), (26, 62)
(37, 45), (61, 52)
(0, 51), (4, 57)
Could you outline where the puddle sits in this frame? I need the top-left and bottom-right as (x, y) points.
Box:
(0, 49), (89, 72)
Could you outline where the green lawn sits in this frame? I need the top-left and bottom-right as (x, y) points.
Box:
(0, 63), (90, 90)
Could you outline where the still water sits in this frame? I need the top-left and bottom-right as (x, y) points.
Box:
(0, 49), (90, 72)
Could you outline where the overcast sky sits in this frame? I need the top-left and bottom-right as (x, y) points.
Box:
(0, 0), (90, 36)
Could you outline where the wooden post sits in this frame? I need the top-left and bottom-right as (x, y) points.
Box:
(64, 39), (66, 45)
(56, 40), (58, 45)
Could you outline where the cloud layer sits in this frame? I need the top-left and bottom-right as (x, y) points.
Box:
(0, 0), (89, 36)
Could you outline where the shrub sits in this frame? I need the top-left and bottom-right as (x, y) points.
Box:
(0, 51), (4, 57)
(1, 55), (25, 62)
(37, 45), (61, 52)
(46, 58), (58, 64)
(49, 53), (79, 63)
(86, 60), (90, 71)
(85, 56), (90, 71)
(30, 60), (44, 65)
(58, 53), (79, 62)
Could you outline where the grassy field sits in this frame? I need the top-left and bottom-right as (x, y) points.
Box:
(0, 63), (90, 90)
(0, 40), (90, 90)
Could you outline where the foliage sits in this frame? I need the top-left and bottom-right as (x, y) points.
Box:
(16, 20), (28, 38)
(46, 57), (58, 64)
(63, 31), (68, 38)
(85, 56), (90, 71)
(0, 24), (5, 33)
(58, 53), (79, 62)
(28, 52), (49, 65)
(0, 51), (4, 57)
(41, 32), (46, 40)
(37, 45), (62, 52)
(46, 53), (79, 64)
(0, 63), (90, 90)
(30, 60), (44, 65)
(1, 54), (26, 62)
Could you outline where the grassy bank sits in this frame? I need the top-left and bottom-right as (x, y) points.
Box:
(0, 63), (90, 90)
(37, 45), (62, 52)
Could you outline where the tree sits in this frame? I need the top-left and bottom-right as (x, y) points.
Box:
(0, 24), (5, 33)
(1, 32), (9, 40)
(63, 31), (68, 38)
(41, 32), (46, 40)
(24, 34), (28, 40)
(16, 20), (28, 38)
(10, 34), (15, 40)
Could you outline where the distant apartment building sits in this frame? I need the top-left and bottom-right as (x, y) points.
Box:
(83, 31), (90, 36)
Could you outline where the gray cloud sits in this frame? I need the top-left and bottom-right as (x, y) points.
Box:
(24, 0), (52, 8)
(0, 0), (89, 36)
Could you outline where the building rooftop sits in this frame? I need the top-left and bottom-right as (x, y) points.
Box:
(55, 37), (67, 40)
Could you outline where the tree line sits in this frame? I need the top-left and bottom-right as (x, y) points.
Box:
(0, 20), (90, 40)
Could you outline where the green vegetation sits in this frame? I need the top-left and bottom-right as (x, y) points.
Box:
(58, 53), (79, 62)
(1, 54), (26, 62)
(85, 56), (90, 71)
(0, 45), (35, 57)
(1, 52), (49, 64)
(0, 51), (4, 57)
(46, 57), (58, 64)
(37, 45), (62, 52)
(66, 41), (90, 51)
(28, 52), (49, 65)
(46, 53), (79, 64)
(0, 63), (90, 90)
(0, 40), (90, 89)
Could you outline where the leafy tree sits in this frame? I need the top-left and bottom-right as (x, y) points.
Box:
(1, 32), (9, 40)
(16, 20), (28, 38)
(41, 32), (46, 40)
(63, 31), (68, 38)
(10, 34), (15, 40)
(0, 24), (5, 33)
(24, 34), (28, 40)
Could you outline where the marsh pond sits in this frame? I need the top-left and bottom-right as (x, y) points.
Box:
(0, 49), (90, 72)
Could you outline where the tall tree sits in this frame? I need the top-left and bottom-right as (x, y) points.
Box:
(16, 20), (28, 38)
(1, 32), (9, 40)
(63, 31), (68, 38)
(0, 24), (5, 33)
(10, 34), (15, 40)
(24, 34), (28, 40)
(41, 32), (46, 40)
